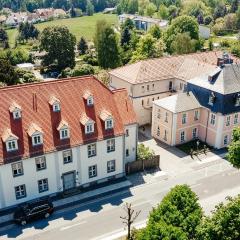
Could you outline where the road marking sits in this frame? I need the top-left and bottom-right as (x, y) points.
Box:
(60, 221), (86, 231)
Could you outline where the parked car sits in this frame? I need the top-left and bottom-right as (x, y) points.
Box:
(13, 198), (54, 225)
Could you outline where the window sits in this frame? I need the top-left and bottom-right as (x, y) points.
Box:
(210, 114), (216, 125)
(152, 84), (154, 90)
(13, 110), (21, 119)
(235, 94), (240, 106)
(63, 150), (72, 164)
(32, 134), (43, 146)
(85, 123), (94, 134)
(12, 162), (23, 177)
(194, 110), (199, 121)
(107, 160), (116, 173)
(234, 114), (238, 124)
(192, 128), (198, 139)
(157, 126), (160, 136)
(157, 109), (161, 119)
(226, 116), (231, 126)
(165, 112), (168, 123)
(208, 92), (215, 106)
(147, 85), (149, 91)
(6, 140), (18, 152)
(60, 128), (69, 139)
(142, 100), (144, 106)
(35, 156), (46, 171)
(169, 81), (173, 91)
(164, 130), (167, 141)
(141, 86), (144, 93)
(89, 165), (97, 178)
(180, 83), (183, 90)
(125, 129), (129, 137)
(224, 135), (228, 145)
(87, 96), (94, 106)
(182, 113), (187, 124)
(126, 149), (129, 157)
(147, 98), (150, 106)
(180, 131), (185, 143)
(53, 103), (60, 112)
(88, 143), (96, 157)
(105, 119), (113, 130)
(38, 179), (48, 193)
(15, 184), (26, 199)
(107, 139), (115, 153)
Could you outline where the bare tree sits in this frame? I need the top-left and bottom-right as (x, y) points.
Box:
(120, 202), (141, 240)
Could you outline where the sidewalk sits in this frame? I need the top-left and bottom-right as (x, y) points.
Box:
(0, 179), (132, 229)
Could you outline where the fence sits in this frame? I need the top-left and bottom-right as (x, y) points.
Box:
(125, 155), (160, 175)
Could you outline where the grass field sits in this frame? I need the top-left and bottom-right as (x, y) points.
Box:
(7, 13), (118, 47)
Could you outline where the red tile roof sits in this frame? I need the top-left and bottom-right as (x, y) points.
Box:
(0, 76), (137, 165)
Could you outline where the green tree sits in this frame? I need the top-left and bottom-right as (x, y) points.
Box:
(40, 26), (76, 70)
(138, 185), (203, 240)
(78, 37), (88, 55)
(94, 20), (121, 69)
(227, 127), (240, 168)
(145, 2), (157, 17)
(149, 25), (162, 39)
(171, 32), (197, 54)
(18, 22), (39, 43)
(127, 0), (138, 14)
(121, 26), (131, 47)
(137, 143), (155, 161)
(86, 0), (94, 16)
(197, 195), (240, 240)
(158, 4), (169, 19)
(122, 18), (135, 30)
(71, 63), (95, 76)
(0, 59), (19, 85)
(0, 28), (8, 48)
(165, 15), (199, 53)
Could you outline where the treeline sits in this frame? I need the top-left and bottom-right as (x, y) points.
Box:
(0, 0), (118, 13)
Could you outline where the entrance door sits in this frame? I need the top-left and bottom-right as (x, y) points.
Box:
(63, 172), (76, 191)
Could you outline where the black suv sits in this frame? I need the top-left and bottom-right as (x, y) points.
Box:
(13, 198), (54, 225)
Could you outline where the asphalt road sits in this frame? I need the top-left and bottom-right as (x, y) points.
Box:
(1, 158), (240, 240)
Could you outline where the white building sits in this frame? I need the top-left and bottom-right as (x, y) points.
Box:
(0, 76), (137, 209)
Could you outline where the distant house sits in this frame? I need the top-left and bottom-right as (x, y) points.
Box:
(5, 12), (28, 26)
(119, 14), (168, 31)
(53, 9), (67, 18)
(103, 7), (116, 13)
(27, 13), (40, 24)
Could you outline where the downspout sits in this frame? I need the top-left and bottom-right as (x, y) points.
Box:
(205, 110), (210, 143)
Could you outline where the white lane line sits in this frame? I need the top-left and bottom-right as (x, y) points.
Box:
(60, 221), (86, 231)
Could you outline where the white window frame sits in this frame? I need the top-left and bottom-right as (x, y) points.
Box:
(107, 139), (115, 153)
(32, 134), (43, 146)
(234, 114), (238, 124)
(226, 116), (231, 127)
(63, 150), (72, 164)
(223, 135), (228, 145)
(12, 162), (23, 177)
(182, 113), (187, 124)
(194, 110), (199, 121)
(180, 131), (185, 143)
(53, 103), (60, 112)
(87, 96), (94, 106)
(89, 165), (97, 178)
(13, 110), (21, 119)
(15, 184), (26, 199)
(165, 112), (168, 123)
(35, 156), (46, 171)
(107, 160), (116, 173)
(192, 128), (198, 139)
(210, 114), (216, 125)
(85, 123), (94, 134)
(157, 109), (161, 119)
(105, 119), (113, 130)
(38, 178), (48, 193)
(6, 139), (18, 152)
(60, 128), (69, 139)
(88, 143), (96, 157)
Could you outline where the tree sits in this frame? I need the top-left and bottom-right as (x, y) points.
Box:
(137, 143), (155, 161)
(122, 18), (135, 31)
(127, 0), (138, 14)
(164, 15), (199, 53)
(86, 0), (94, 16)
(224, 13), (237, 30)
(0, 59), (19, 85)
(145, 2), (157, 17)
(18, 22), (39, 43)
(171, 32), (197, 54)
(94, 20), (121, 69)
(78, 37), (88, 55)
(120, 203), (141, 240)
(121, 26), (131, 47)
(197, 195), (240, 240)
(231, 0), (239, 13)
(70, 5), (77, 17)
(138, 185), (203, 240)
(0, 28), (8, 48)
(40, 26), (76, 70)
(158, 4), (169, 19)
(71, 64), (95, 76)
(149, 25), (162, 39)
(227, 127), (240, 168)
(213, 1), (227, 19)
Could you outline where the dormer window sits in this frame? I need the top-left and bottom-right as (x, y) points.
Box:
(49, 96), (61, 112)
(80, 113), (95, 135)
(100, 110), (114, 130)
(83, 91), (94, 106)
(235, 94), (240, 107)
(208, 92), (216, 106)
(2, 129), (19, 152)
(9, 102), (22, 120)
(27, 123), (43, 147)
(57, 120), (70, 139)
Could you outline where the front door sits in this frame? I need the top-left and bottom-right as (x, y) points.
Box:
(63, 172), (76, 191)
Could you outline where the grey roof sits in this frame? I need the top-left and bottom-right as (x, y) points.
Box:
(153, 92), (201, 113)
(188, 64), (240, 94)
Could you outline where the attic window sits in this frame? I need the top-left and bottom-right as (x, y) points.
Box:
(83, 91), (94, 106)
(80, 113), (95, 134)
(87, 96), (94, 106)
(99, 110), (114, 130)
(85, 123), (94, 134)
(27, 123), (43, 147)
(53, 103), (60, 112)
(235, 94), (240, 107)
(208, 92), (216, 106)
(57, 120), (70, 139)
(105, 119), (113, 130)
(49, 96), (60, 112)
(2, 129), (19, 152)
(9, 102), (22, 120)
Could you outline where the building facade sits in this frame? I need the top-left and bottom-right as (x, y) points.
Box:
(0, 76), (137, 209)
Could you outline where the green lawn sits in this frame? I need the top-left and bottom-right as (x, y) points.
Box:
(7, 13), (118, 47)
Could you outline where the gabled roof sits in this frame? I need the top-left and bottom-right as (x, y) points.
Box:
(49, 96), (60, 105)
(80, 113), (95, 125)
(109, 51), (240, 84)
(2, 129), (19, 142)
(57, 120), (69, 131)
(99, 110), (112, 121)
(83, 90), (92, 100)
(9, 102), (21, 112)
(153, 92), (201, 113)
(27, 123), (43, 136)
(0, 76), (137, 164)
(188, 64), (240, 94)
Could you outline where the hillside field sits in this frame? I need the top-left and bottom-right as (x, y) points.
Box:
(7, 13), (118, 47)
